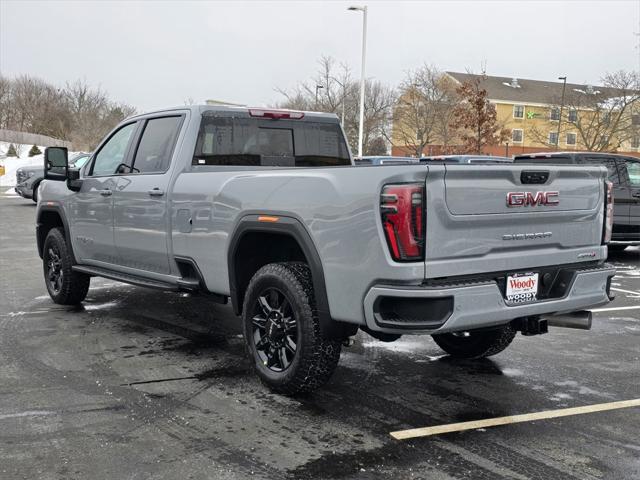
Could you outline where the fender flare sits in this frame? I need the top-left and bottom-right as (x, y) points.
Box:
(228, 214), (356, 339)
(36, 205), (76, 263)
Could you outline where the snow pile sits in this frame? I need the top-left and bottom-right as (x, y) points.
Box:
(0, 142), (79, 187)
(0, 142), (46, 187)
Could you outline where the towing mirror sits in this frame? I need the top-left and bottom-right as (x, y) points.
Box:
(44, 147), (68, 181)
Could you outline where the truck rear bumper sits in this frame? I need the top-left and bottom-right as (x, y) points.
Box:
(363, 264), (616, 335)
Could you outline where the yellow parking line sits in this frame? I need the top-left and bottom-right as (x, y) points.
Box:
(390, 399), (640, 440)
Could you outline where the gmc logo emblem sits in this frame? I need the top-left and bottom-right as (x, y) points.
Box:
(506, 191), (559, 207)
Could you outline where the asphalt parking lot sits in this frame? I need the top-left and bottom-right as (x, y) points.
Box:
(0, 192), (638, 480)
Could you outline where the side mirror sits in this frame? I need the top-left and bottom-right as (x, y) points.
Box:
(44, 147), (68, 181)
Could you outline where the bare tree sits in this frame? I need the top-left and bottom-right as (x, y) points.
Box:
(275, 55), (395, 155)
(393, 65), (458, 157)
(529, 71), (640, 151)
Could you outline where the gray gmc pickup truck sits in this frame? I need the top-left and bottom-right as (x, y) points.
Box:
(37, 105), (616, 394)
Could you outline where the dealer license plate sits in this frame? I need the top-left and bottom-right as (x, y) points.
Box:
(505, 272), (539, 305)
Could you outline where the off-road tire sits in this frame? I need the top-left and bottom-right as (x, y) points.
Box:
(242, 262), (342, 395)
(43, 227), (90, 305)
(432, 324), (517, 359)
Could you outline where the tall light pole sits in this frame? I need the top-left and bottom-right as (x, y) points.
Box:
(315, 85), (324, 110)
(557, 76), (567, 148)
(348, 5), (367, 158)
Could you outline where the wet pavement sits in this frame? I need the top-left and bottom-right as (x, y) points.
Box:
(0, 193), (639, 480)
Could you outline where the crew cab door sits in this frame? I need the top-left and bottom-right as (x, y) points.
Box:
(70, 122), (138, 264)
(112, 115), (184, 274)
(617, 158), (640, 240)
(579, 156), (628, 234)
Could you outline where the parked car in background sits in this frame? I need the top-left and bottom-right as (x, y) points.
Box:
(422, 155), (513, 164)
(354, 156), (419, 165)
(514, 152), (640, 251)
(16, 153), (91, 202)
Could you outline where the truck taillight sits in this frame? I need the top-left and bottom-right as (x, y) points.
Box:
(603, 180), (614, 244)
(380, 184), (425, 262)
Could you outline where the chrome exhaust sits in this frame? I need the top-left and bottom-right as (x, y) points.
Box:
(544, 311), (592, 330)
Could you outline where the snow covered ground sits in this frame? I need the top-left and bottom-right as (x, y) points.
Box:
(0, 142), (45, 187)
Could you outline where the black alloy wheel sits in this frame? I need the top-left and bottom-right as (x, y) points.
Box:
(251, 287), (299, 372)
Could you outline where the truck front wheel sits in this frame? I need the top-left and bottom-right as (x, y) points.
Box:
(242, 262), (342, 395)
(432, 324), (516, 359)
(43, 227), (90, 305)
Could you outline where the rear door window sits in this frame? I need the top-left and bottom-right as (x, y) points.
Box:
(621, 160), (640, 187)
(193, 115), (350, 167)
(579, 157), (621, 185)
(131, 116), (183, 174)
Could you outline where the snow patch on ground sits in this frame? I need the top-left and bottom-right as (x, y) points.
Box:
(0, 142), (46, 187)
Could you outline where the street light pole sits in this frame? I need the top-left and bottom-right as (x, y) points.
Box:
(315, 85), (324, 110)
(556, 76), (567, 148)
(348, 5), (367, 158)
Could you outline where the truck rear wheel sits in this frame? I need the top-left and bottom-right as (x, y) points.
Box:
(432, 324), (516, 359)
(43, 227), (90, 305)
(242, 262), (341, 395)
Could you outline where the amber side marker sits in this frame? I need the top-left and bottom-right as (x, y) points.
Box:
(390, 399), (640, 440)
(258, 215), (280, 223)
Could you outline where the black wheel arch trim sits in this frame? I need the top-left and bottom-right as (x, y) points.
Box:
(36, 205), (77, 263)
(228, 214), (356, 340)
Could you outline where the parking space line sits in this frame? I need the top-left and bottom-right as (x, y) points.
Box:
(610, 287), (640, 296)
(590, 305), (640, 313)
(390, 399), (640, 440)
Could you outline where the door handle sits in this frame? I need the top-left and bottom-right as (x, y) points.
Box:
(148, 188), (165, 197)
(99, 189), (112, 196)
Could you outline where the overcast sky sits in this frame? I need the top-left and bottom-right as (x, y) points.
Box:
(1, 0), (638, 111)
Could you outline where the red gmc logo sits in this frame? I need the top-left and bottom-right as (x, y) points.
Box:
(507, 191), (559, 207)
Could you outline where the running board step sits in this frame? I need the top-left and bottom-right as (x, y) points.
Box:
(72, 265), (179, 291)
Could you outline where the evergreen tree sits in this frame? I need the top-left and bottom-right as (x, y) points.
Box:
(6, 144), (17, 157)
(28, 145), (42, 157)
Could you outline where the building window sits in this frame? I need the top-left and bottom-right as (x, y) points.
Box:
(513, 105), (525, 119)
(512, 129), (523, 143)
(566, 132), (577, 146)
(550, 107), (560, 121)
(548, 132), (559, 145)
(632, 114), (640, 126)
(631, 136), (640, 149)
(568, 109), (577, 122)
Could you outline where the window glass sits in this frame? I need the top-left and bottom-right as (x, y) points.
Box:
(132, 116), (183, 174)
(566, 133), (577, 145)
(92, 123), (136, 176)
(579, 157), (620, 185)
(512, 129), (523, 142)
(624, 161), (640, 186)
(548, 132), (558, 145)
(193, 115), (350, 167)
(549, 107), (560, 121)
(631, 137), (640, 149)
(568, 109), (578, 122)
(513, 105), (524, 118)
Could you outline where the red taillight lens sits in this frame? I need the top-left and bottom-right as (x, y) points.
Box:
(380, 183), (425, 262)
(603, 180), (614, 244)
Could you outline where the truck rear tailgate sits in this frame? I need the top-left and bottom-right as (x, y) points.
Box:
(424, 164), (607, 279)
